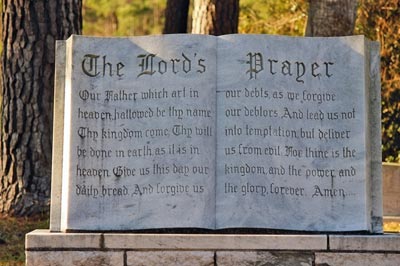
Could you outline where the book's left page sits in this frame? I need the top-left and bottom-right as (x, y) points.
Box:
(60, 35), (217, 231)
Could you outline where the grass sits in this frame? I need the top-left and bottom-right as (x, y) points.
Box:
(0, 214), (49, 266)
(0, 215), (398, 266)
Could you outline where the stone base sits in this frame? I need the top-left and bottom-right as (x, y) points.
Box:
(26, 230), (400, 266)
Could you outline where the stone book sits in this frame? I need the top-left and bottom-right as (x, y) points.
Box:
(50, 34), (382, 232)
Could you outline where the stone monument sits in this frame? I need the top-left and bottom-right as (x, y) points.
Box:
(26, 34), (397, 266)
(50, 34), (382, 232)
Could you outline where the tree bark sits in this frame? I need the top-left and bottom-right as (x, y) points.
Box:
(0, 0), (82, 216)
(163, 0), (190, 33)
(192, 0), (239, 35)
(306, 0), (358, 36)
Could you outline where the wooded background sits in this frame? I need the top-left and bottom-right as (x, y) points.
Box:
(82, 0), (400, 169)
(76, 0), (400, 163)
(0, 0), (398, 216)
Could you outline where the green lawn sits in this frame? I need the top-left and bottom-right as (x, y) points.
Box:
(0, 214), (49, 266)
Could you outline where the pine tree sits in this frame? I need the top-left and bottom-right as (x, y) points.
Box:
(0, 0), (82, 216)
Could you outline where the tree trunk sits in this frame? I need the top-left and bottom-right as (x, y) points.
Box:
(306, 0), (358, 36)
(0, 0), (82, 216)
(192, 0), (239, 35)
(163, 0), (190, 33)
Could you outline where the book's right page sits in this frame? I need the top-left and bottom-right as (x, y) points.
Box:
(216, 35), (377, 231)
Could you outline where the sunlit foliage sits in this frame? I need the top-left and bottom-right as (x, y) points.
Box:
(83, 0), (165, 36)
(239, 0), (308, 36)
(356, 0), (400, 162)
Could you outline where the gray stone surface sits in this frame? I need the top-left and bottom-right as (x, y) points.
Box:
(367, 40), (383, 232)
(216, 35), (381, 232)
(315, 252), (400, 266)
(126, 251), (214, 266)
(55, 34), (381, 232)
(60, 35), (217, 231)
(26, 251), (123, 266)
(25, 231), (400, 266)
(104, 233), (327, 250)
(50, 40), (66, 232)
(217, 251), (313, 266)
(26, 230), (102, 249)
(330, 234), (400, 251)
